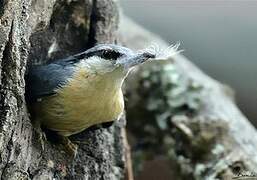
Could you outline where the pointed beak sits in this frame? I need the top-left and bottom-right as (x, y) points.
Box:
(117, 52), (155, 69)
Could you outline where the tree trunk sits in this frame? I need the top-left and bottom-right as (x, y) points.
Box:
(0, 0), (126, 179)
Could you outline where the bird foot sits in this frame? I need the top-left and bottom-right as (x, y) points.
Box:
(59, 136), (78, 159)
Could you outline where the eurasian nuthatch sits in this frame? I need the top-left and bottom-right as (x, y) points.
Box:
(26, 44), (155, 137)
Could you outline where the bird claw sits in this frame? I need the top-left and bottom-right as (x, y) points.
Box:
(60, 136), (78, 159)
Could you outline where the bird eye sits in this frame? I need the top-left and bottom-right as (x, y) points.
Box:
(101, 50), (120, 60)
(102, 50), (113, 59)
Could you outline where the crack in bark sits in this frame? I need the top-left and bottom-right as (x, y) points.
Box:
(0, 17), (26, 179)
(87, 0), (97, 48)
(0, 19), (14, 129)
(0, 0), (7, 17)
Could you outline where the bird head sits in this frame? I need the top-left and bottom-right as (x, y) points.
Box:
(75, 44), (155, 77)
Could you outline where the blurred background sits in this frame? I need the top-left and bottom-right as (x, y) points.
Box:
(121, 0), (257, 125)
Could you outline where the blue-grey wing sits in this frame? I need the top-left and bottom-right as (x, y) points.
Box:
(25, 49), (92, 102)
(26, 62), (76, 102)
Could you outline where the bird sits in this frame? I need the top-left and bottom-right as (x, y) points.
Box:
(26, 44), (155, 155)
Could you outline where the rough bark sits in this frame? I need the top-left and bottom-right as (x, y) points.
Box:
(119, 16), (257, 179)
(0, 0), (126, 179)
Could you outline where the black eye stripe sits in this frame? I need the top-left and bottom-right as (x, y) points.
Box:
(70, 49), (122, 62)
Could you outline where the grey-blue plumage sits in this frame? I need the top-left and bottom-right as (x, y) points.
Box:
(25, 44), (132, 102)
(25, 51), (91, 102)
(26, 62), (76, 102)
(25, 43), (153, 102)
